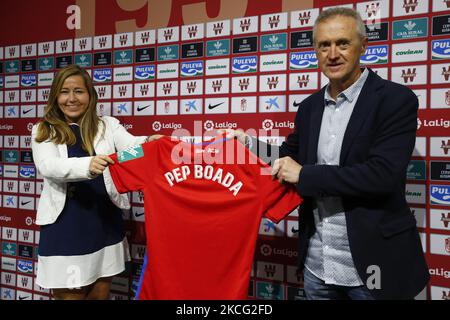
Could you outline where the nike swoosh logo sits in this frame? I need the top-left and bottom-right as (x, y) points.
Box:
(19, 296), (29, 300)
(21, 201), (32, 206)
(291, 226), (299, 234)
(23, 108), (33, 114)
(292, 101), (301, 107)
(208, 102), (224, 110)
(137, 105), (151, 112)
(134, 212), (144, 217)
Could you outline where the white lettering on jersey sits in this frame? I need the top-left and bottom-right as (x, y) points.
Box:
(164, 165), (243, 196)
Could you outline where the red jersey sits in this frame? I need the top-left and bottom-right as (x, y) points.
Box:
(108, 136), (301, 300)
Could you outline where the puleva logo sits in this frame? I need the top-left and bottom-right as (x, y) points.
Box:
(93, 69), (112, 82)
(360, 45), (388, 64)
(181, 61), (203, 77)
(232, 56), (257, 73)
(432, 39), (450, 60)
(20, 74), (37, 87)
(17, 260), (33, 274)
(118, 145), (144, 163)
(134, 65), (155, 80)
(19, 166), (35, 179)
(430, 185), (450, 206)
(289, 51), (317, 69)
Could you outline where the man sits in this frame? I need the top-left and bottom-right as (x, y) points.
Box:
(230, 7), (429, 299)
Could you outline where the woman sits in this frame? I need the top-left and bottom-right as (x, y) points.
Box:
(32, 64), (158, 300)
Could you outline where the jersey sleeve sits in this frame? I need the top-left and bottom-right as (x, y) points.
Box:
(108, 141), (156, 193)
(257, 158), (303, 224)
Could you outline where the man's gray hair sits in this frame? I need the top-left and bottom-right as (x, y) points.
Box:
(312, 7), (367, 43)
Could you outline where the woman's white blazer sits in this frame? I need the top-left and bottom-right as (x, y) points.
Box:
(31, 116), (147, 225)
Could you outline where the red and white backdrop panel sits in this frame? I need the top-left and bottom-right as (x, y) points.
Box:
(0, 0), (449, 300)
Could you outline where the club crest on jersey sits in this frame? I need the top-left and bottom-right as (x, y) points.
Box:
(117, 145), (144, 163)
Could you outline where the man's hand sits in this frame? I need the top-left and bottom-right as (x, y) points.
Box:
(89, 155), (115, 176)
(217, 129), (249, 145)
(271, 156), (302, 184)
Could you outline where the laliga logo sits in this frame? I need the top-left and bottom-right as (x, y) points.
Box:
(417, 118), (422, 130)
(152, 121), (162, 132)
(204, 120), (215, 131)
(260, 244), (272, 256)
(25, 217), (34, 226)
(27, 123), (34, 132)
(262, 119), (275, 131)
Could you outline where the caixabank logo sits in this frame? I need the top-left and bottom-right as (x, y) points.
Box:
(430, 185), (450, 206)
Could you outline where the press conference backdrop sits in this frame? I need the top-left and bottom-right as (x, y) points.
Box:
(0, 0), (449, 300)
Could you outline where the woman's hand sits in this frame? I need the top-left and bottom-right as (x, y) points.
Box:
(146, 134), (164, 142)
(89, 155), (115, 176)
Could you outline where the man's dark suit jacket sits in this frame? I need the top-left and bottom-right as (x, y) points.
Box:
(277, 68), (429, 300)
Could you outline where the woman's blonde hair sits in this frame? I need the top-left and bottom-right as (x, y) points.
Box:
(34, 64), (102, 155)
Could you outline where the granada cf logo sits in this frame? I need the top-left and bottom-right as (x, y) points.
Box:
(240, 98), (247, 111)
(366, 3), (380, 18)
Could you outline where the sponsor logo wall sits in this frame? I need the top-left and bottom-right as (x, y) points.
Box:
(0, 0), (449, 300)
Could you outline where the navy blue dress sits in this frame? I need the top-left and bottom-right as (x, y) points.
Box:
(39, 124), (124, 257)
